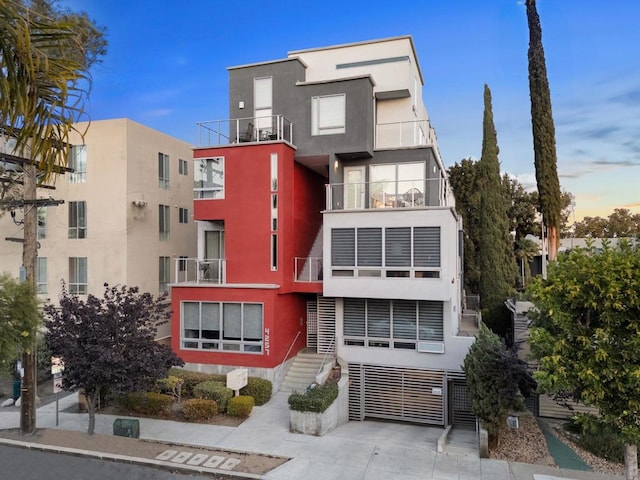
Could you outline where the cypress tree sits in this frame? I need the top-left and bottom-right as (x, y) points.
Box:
(526, 0), (562, 259)
(478, 85), (516, 333)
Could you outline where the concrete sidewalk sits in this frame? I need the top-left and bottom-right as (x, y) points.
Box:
(0, 392), (623, 480)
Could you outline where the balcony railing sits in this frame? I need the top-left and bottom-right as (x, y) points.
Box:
(196, 115), (293, 146)
(174, 258), (226, 284)
(294, 257), (323, 282)
(375, 119), (445, 169)
(326, 177), (454, 211)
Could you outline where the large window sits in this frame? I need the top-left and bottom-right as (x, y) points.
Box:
(68, 145), (87, 183)
(343, 298), (443, 349)
(69, 257), (87, 295)
(159, 204), (170, 240)
(331, 226), (440, 277)
(158, 152), (169, 189)
(181, 301), (263, 353)
(36, 257), (47, 294)
(159, 256), (170, 293)
(254, 76), (272, 137)
(312, 94), (346, 136)
(68, 201), (87, 239)
(370, 162), (425, 208)
(194, 157), (224, 199)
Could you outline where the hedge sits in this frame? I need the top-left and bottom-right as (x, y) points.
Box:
(182, 398), (218, 421)
(227, 395), (255, 418)
(193, 381), (233, 413)
(168, 368), (225, 396)
(240, 377), (272, 406)
(120, 392), (173, 415)
(288, 384), (338, 413)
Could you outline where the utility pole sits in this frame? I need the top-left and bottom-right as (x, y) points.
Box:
(20, 162), (37, 435)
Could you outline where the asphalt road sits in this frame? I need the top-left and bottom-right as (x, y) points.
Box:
(0, 445), (243, 480)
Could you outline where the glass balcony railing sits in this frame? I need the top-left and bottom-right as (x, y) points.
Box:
(196, 115), (293, 146)
(326, 177), (455, 211)
(174, 258), (225, 284)
(294, 256), (323, 282)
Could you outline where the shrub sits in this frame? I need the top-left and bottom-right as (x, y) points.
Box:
(228, 395), (254, 418)
(193, 381), (233, 413)
(168, 368), (225, 396)
(569, 414), (634, 465)
(288, 384), (338, 413)
(182, 398), (218, 421)
(120, 392), (173, 415)
(156, 375), (184, 402)
(240, 377), (272, 406)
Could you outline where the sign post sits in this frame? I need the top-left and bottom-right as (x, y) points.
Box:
(51, 357), (64, 426)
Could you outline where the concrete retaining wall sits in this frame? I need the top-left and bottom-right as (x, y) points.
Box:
(289, 376), (349, 436)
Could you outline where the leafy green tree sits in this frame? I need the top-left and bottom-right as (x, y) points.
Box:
(0, 273), (40, 373)
(574, 208), (640, 238)
(528, 242), (640, 479)
(448, 158), (482, 294)
(526, 0), (562, 259)
(463, 324), (537, 444)
(477, 85), (516, 332)
(44, 285), (184, 435)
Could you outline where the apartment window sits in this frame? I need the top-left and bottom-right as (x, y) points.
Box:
(270, 153), (278, 191)
(369, 162), (425, 208)
(36, 257), (47, 294)
(194, 157), (224, 199)
(68, 145), (87, 183)
(343, 298), (443, 349)
(181, 301), (263, 353)
(159, 256), (170, 293)
(159, 204), (170, 240)
(69, 257), (87, 295)
(271, 234), (278, 271)
(179, 159), (188, 176)
(179, 207), (189, 224)
(68, 201), (87, 239)
(312, 94), (346, 135)
(178, 255), (188, 272)
(37, 207), (46, 239)
(254, 77), (273, 136)
(158, 152), (169, 189)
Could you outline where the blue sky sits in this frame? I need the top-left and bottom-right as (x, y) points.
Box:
(62, 0), (640, 220)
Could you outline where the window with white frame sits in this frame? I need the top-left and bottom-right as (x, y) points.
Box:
(69, 257), (87, 295)
(179, 207), (189, 224)
(181, 301), (263, 353)
(68, 201), (87, 239)
(37, 207), (46, 239)
(68, 145), (87, 183)
(311, 94), (346, 135)
(254, 76), (272, 137)
(159, 256), (170, 293)
(343, 298), (443, 349)
(179, 158), (188, 176)
(158, 152), (169, 189)
(36, 257), (47, 294)
(194, 157), (224, 199)
(159, 204), (170, 240)
(369, 162), (425, 208)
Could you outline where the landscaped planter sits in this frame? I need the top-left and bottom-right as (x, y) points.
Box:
(289, 377), (348, 436)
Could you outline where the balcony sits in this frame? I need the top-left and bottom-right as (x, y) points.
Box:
(174, 258), (226, 285)
(326, 177), (454, 211)
(196, 115), (293, 146)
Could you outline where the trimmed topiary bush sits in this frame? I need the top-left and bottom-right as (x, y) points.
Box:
(240, 377), (272, 406)
(168, 368), (225, 396)
(120, 392), (174, 415)
(227, 395), (254, 418)
(193, 381), (233, 413)
(182, 398), (218, 421)
(288, 384), (338, 413)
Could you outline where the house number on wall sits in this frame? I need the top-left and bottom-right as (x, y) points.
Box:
(264, 327), (270, 356)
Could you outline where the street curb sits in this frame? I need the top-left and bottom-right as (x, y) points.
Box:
(0, 437), (263, 479)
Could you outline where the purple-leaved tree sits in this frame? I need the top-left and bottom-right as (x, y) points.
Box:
(45, 284), (184, 434)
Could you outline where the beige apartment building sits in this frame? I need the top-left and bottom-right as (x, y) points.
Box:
(0, 118), (196, 340)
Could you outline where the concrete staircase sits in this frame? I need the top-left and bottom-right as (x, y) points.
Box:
(279, 351), (327, 394)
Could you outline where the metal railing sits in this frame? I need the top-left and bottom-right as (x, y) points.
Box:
(275, 330), (302, 387)
(196, 115), (293, 146)
(316, 335), (336, 378)
(173, 257), (226, 284)
(325, 177), (452, 211)
(294, 256), (323, 282)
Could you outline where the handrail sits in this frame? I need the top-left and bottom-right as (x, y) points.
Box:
(276, 330), (302, 386)
(316, 335), (336, 377)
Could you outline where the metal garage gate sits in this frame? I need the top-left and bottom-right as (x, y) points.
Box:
(348, 364), (445, 425)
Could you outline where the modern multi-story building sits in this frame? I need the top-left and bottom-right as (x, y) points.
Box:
(170, 36), (476, 426)
(0, 118), (197, 341)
